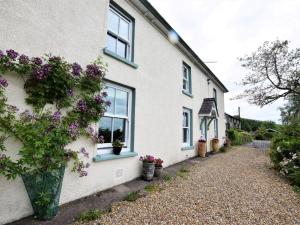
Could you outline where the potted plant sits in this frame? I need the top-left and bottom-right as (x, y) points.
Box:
(154, 158), (163, 177)
(0, 50), (109, 220)
(211, 138), (220, 153)
(112, 139), (123, 155)
(139, 155), (155, 181)
(198, 135), (206, 157)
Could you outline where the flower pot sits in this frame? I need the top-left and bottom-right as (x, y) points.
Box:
(112, 147), (122, 155)
(154, 166), (163, 177)
(22, 166), (65, 220)
(142, 162), (155, 181)
(198, 142), (206, 157)
(211, 139), (219, 153)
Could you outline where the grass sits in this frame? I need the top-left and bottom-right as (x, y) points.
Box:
(293, 186), (300, 197)
(77, 209), (103, 222)
(124, 191), (141, 202)
(144, 183), (162, 192)
(163, 174), (172, 181)
(179, 167), (190, 173)
(219, 146), (227, 153)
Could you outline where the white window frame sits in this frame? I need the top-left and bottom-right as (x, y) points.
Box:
(97, 83), (132, 154)
(107, 4), (133, 60)
(182, 64), (191, 93)
(182, 108), (191, 147)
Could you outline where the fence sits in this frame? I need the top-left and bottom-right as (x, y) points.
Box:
(245, 140), (271, 150)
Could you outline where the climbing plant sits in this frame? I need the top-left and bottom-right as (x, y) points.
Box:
(0, 49), (109, 179)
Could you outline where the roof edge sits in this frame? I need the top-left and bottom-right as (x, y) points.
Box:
(138, 0), (229, 93)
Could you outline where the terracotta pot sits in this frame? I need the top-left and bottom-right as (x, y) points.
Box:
(211, 139), (219, 152)
(198, 142), (206, 157)
(154, 166), (163, 177)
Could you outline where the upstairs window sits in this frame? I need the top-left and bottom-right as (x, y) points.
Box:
(182, 62), (192, 94)
(107, 4), (133, 60)
(213, 88), (217, 104)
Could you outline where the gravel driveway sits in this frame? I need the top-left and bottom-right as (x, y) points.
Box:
(76, 147), (300, 225)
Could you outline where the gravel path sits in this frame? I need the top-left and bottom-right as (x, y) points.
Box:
(76, 147), (300, 225)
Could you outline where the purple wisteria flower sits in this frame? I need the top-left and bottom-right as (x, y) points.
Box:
(6, 49), (19, 60)
(49, 56), (61, 63)
(18, 54), (30, 64)
(85, 64), (102, 79)
(31, 57), (43, 66)
(101, 92), (108, 97)
(52, 111), (61, 122)
(85, 162), (90, 168)
(67, 89), (73, 97)
(94, 95), (104, 104)
(77, 99), (88, 112)
(0, 50), (4, 59)
(71, 62), (82, 76)
(68, 122), (79, 139)
(105, 100), (111, 107)
(80, 147), (89, 158)
(76, 161), (88, 177)
(7, 105), (19, 112)
(86, 126), (104, 143)
(33, 64), (52, 80)
(0, 77), (8, 88)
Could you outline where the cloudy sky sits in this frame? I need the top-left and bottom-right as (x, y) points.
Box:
(148, 0), (300, 123)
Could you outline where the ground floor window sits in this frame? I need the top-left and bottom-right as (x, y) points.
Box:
(97, 82), (133, 154)
(182, 108), (193, 147)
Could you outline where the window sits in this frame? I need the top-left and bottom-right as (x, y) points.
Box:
(106, 3), (133, 61)
(214, 119), (218, 138)
(98, 83), (133, 154)
(182, 108), (193, 147)
(200, 118), (206, 137)
(213, 88), (217, 104)
(182, 63), (192, 94)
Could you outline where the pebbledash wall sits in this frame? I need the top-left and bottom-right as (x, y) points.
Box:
(0, 0), (228, 224)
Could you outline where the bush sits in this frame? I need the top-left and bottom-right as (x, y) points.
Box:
(227, 129), (252, 145)
(269, 118), (300, 187)
(124, 191), (141, 202)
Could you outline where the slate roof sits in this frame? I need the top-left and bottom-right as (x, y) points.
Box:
(199, 98), (218, 116)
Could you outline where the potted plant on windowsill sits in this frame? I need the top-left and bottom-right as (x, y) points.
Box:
(112, 139), (123, 155)
(139, 155), (155, 181)
(0, 50), (109, 220)
(198, 135), (206, 157)
(211, 138), (220, 153)
(154, 158), (164, 177)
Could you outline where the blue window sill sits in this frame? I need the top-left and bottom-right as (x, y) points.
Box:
(181, 146), (195, 151)
(93, 152), (138, 162)
(182, 90), (193, 98)
(103, 48), (138, 69)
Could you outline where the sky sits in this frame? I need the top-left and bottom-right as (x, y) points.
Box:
(148, 0), (300, 123)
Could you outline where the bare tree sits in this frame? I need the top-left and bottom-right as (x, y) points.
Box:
(236, 40), (300, 106)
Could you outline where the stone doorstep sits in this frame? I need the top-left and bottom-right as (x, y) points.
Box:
(6, 153), (219, 225)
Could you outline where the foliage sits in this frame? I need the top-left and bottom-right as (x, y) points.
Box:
(124, 191), (141, 202)
(163, 174), (172, 181)
(179, 167), (190, 173)
(0, 49), (109, 180)
(112, 139), (123, 148)
(236, 40), (300, 106)
(241, 118), (277, 132)
(280, 94), (300, 124)
(219, 146), (227, 153)
(139, 155), (155, 163)
(144, 184), (162, 192)
(77, 209), (103, 222)
(227, 129), (252, 145)
(269, 118), (300, 187)
(154, 158), (163, 167)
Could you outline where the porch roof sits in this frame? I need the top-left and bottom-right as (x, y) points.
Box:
(198, 98), (219, 117)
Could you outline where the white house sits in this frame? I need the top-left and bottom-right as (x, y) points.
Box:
(0, 0), (228, 224)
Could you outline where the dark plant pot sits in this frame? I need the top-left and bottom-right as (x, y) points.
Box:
(22, 166), (65, 220)
(112, 147), (122, 155)
(142, 162), (155, 181)
(154, 166), (163, 177)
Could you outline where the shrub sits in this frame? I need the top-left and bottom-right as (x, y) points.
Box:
(77, 209), (103, 222)
(227, 129), (252, 145)
(269, 118), (300, 187)
(124, 191), (141, 202)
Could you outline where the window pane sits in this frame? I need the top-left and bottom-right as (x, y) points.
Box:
(106, 87), (115, 114)
(119, 18), (129, 40)
(107, 34), (117, 53)
(113, 118), (126, 142)
(183, 112), (189, 127)
(183, 79), (187, 90)
(183, 128), (188, 143)
(117, 40), (126, 58)
(99, 117), (112, 143)
(108, 10), (119, 34)
(183, 67), (188, 78)
(115, 89), (128, 116)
